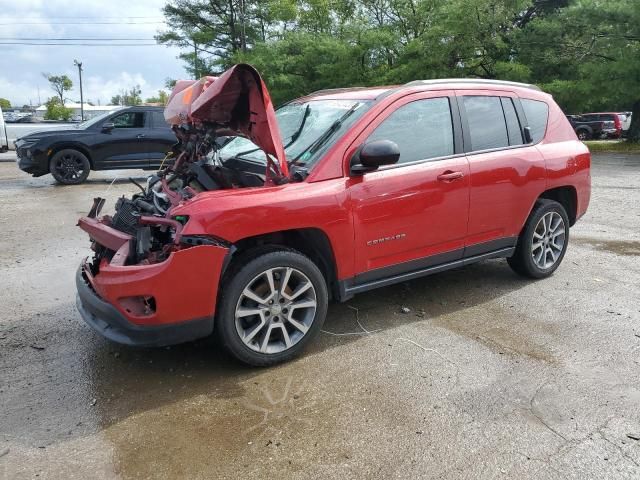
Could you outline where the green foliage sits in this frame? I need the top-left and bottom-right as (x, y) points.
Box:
(0, 98), (10, 109)
(159, 0), (640, 138)
(110, 86), (143, 106)
(145, 90), (170, 105)
(44, 97), (73, 121)
(43, 74), (73, 105)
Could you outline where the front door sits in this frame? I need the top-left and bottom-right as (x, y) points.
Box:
(93, 110), (149, 169)
(347, 92), (470, 285)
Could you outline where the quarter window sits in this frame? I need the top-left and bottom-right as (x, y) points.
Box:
(521, 99), (549, 143)
(111, 112), (145, 128)
(366, 97), (454, 164)
(463, 96), (509, 151)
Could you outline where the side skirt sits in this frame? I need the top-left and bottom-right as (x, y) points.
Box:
(338, 247), (515, 301)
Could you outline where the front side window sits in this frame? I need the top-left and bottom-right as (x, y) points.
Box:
(463, 96), (509, 151)
(521, 99), (549, 143)
(111, 112), (145, 128)
(366, 97), (454, 164)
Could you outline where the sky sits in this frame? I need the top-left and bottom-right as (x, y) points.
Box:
(0, 0), (188, 107)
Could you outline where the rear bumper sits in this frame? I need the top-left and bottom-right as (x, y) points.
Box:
(76, 265), (213, 346)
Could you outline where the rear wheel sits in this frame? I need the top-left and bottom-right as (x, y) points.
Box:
(217, 249), (328, 366)
(49, 149), (90, 184)
(576, 129), (590, 141)
(508, 199), (570, 279)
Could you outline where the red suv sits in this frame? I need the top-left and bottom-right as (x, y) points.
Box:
(76, 65), (591, 366)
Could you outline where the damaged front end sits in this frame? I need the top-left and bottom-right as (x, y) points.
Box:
(75, 64), (286, 345)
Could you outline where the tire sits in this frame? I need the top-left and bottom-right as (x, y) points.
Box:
(576, 129), (591, 141)
(508, 199), (570, 279)
(216, 248), (328, 366)
(49, 149), (91, 184)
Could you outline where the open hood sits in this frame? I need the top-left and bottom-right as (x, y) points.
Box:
(164, 64), (288, 177)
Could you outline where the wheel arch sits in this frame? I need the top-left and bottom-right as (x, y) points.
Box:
(226, 228), (340, 300)
(539, 186), (578, 225)
(48, 143), (94, 170)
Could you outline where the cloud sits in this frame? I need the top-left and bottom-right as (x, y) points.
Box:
(0, 0), (188, 107)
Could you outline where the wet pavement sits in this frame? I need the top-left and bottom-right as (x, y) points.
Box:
(1, 153), (639, 479)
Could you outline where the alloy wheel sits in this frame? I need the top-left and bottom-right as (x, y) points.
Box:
(234, 267), (317, 354)
(531, 211), (566, 269)
(53, 152), (87, 182)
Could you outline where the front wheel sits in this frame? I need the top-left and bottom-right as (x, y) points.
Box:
(217, 249), (328, 366)
(49, 149), (90, 185)
(508, 199), (570, 279)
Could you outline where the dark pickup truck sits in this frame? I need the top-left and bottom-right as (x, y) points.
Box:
(567, 114), (618, 141)
(16, 106), (176, 184)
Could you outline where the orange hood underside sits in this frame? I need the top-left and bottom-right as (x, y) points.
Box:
(164, 64), (288, 177)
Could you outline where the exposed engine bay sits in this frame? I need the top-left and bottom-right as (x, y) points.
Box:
(79, 64), (291, 269)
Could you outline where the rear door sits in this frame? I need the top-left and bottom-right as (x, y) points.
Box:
(147, 110), (176, 168)
(458, 91), (546, 255)
(347, 91), (470, 284)
(92, 110), (149, 169)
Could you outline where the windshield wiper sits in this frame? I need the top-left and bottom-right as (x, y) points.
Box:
(284, 104), (311, 149)
(230, 104), (312, 160)
(294, 103), (360, 163)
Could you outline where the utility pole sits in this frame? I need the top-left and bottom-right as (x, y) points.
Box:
(73, 59), (84, 121)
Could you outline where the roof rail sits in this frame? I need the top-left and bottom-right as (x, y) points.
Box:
(307, 86), (367, 96)
(404, 78), (541, 91)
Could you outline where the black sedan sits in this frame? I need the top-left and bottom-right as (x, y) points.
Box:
(15, 106), (175, 184)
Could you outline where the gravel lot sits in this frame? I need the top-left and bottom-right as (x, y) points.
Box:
(1, 153), (639, 479)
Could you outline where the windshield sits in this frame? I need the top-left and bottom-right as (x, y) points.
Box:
(219, 99), (371, 167)
(75, 107), (125, 129)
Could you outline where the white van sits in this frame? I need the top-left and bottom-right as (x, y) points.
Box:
(0, 106), (8, 152)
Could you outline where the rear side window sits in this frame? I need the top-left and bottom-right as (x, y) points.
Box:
(367, 97), (454, 164)
(111, 111), (145, 128)
(501, 98), (523, 146)
(151, 111), (168, 128)
(463, 96), (509, 151)
(521, 99), (549, 143)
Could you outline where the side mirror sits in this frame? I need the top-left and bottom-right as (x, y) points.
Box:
(102, 122), (115, 132)
(350, 140), (400, 175)
(523, 126), (533, 144)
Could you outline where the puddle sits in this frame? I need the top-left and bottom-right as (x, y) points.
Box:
(572, 237), (640, 256)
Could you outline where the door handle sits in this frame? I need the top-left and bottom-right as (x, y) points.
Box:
(136, 134), (145, 139)
(437, 170), (464, 182)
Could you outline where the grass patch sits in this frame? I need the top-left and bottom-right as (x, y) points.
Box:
(583, 140), (640, 153)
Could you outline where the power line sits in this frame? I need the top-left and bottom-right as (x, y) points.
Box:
(0, 21), (165, 25)
(0, 42), (160, 46)
(0, 38), (157, 41)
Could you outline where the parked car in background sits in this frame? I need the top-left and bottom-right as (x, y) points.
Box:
(579, 113), (625, 138)
(619, 111), (632, 134)
(75, 68), (591, 366)
(567, 114), (617, 140)
(0, 106), (8, 152)
(15, 106), (175, 184)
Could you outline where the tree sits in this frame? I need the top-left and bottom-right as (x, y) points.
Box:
(110, 85), (142, 106)
(43, 97), (73, 121)
(157, 0), (640, 139)
(145, 90), (170, 104)
(43, 74), (73, 105)
(0, 98), (10, 109)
